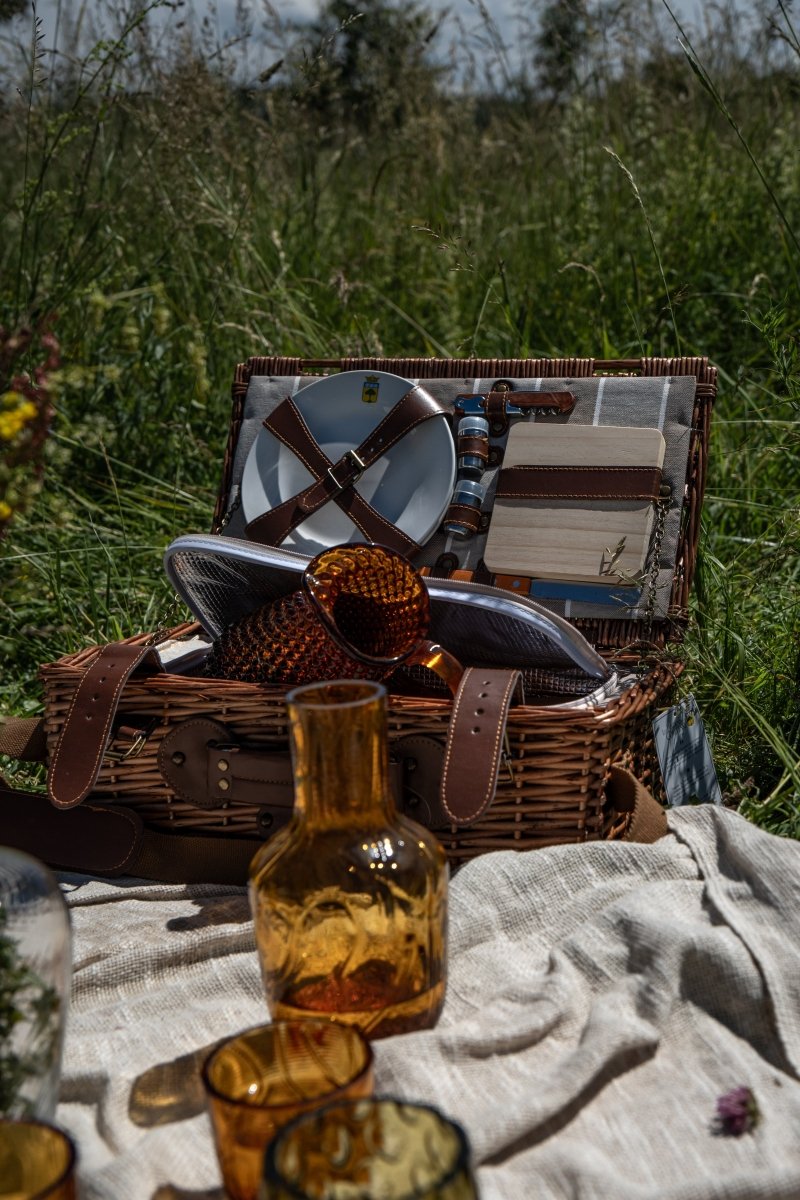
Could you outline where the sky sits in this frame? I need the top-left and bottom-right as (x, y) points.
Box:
(1, 0), (754, 87)
(16, 0), (714, 59)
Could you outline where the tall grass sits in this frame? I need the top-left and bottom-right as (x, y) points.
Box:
(1, 0), (799, 832)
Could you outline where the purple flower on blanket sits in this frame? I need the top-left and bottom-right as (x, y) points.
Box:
(714, 1086), (760, 1136)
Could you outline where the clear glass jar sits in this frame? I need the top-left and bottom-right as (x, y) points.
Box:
(0, 847), (71, 1121)
(249, 680), (448, 1040)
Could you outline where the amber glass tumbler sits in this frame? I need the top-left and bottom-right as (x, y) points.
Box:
(0, 1119), (77, 1199)
(249, 680), (449, 1040)
(201, 1020), (373, 1200)
(260, 1096), (479, 1200)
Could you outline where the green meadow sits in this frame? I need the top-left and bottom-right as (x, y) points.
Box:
(1, 0), (799, 834)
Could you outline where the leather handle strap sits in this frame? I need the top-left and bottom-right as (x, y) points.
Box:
(440, 667), (523, 826)
(497, 465), (664, 502)
(48, 642), (165, 810)
(610, 764), (669, 843)
(0, 715), (47, 762)
(245, 386), (445, 553)
(0, 775), (261, 884)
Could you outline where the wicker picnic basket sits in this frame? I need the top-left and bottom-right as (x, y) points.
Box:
(16, 355), (715, 878)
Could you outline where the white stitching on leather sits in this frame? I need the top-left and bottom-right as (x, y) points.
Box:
(50, 646), (149, 809)
(441, 669), (520, 825)
(265, 397), (325, 478)
(84, 805), (140, 871)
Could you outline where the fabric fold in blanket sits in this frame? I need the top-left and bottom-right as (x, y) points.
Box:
(55, 807), (800, 1200)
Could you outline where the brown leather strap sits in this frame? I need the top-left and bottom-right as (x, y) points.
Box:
(124, 827), (261, 885)
(48, 643), (164, 810)
(442, 502), (482, 536)
(0, 715), (47, 762)
(609, 765), (669, 843)
(457, 436), (489, 461)
(245, 386), (444, 553)
(497, 465), (663, 502)
(1, 775), (262, 884)
(440, 667), (523, 826)
(2, 774), (145, 874)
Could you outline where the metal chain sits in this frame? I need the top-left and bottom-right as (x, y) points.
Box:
(144, 592), (191, 647)
(217, 492), (241, 532)
(642, 485), (671, 640)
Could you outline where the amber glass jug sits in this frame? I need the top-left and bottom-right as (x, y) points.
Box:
(249, 680), (448, 1040)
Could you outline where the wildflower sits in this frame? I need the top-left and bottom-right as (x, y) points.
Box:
(715, 1086), (760, 1136)
(152, 306), (171, 337)
(103, 364), (122, 384)
(187, 339), (210, 401)
(0, 501), (11, 521)
(0, 396), (37, 441)
(121, 318), (140, 353)
(88, 288), (110, 311)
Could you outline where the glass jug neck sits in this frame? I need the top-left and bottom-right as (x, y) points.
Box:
(287, 681), (396, 830)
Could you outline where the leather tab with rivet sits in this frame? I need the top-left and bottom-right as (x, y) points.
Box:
(440, 667), (523, 826)
(48, 642), (164, 811)
(158, 718), (295, 813)
(391, 734), (448, 829)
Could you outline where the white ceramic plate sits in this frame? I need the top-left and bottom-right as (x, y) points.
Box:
(241, 371), (456, 556)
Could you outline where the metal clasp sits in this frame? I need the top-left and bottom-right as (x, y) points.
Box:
(501, 729), (515, 784)
(327, 450), (366, 493)
(105, 718), (157, 763)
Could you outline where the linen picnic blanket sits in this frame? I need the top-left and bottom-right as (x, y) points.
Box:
(55, 806), (800, 1199)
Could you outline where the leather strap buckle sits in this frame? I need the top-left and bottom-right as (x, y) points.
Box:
(104, 718), (158, 763)
(327, 449), (366, 493)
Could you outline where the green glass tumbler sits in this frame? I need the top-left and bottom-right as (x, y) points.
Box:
(260, 1096), (479, 1199)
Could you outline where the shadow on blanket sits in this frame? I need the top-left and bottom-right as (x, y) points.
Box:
(130, 1041), (223, 1128)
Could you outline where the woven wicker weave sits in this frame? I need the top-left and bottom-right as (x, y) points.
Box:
(39, 356), (714, 864)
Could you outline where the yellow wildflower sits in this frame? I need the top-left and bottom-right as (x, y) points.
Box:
(0, 395), (37, 440)
(0, 501), (11, 521)
(0, 411), (23, 440)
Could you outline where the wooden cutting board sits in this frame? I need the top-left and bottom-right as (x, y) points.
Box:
(483, 424), (666, 583)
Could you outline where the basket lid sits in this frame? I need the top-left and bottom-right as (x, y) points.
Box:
(164, 534), (612, 681)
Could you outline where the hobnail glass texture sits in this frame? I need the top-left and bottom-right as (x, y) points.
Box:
(249, 680), (448, 1040)
(206, 543), (462, 693)
(202, 1020), (373, 1200)
(260, 1097), (479, 1200)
